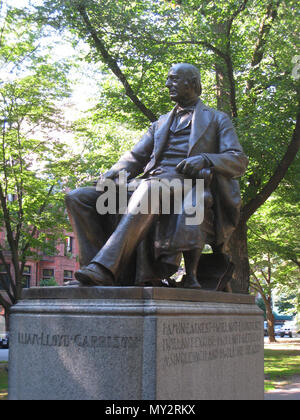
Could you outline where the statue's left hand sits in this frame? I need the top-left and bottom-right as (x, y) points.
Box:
(176, 156), (208, 177)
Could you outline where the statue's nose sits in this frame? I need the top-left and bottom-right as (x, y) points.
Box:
(165, 79), (172, 88)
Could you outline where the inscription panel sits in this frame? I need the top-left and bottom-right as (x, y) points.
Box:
(159, 318), (263, 369)
(16, 331), (142, 350)
(9, 314), (146, 400)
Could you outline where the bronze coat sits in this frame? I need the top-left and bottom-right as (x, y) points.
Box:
(111, 100), (248, 255)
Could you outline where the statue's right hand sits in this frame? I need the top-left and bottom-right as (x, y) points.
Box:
(102, 169), (119, 180)
(94, 169), (119, 189)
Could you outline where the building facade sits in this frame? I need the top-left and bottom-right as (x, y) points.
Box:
(0, 230), (80, 292)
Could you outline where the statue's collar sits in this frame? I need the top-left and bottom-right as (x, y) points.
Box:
(175, 98), (200, 114)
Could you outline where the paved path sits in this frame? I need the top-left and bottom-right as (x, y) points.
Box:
(0, 349), (8, 362)
(264, 337), (300, 350)
(264, 338), (300, 400)
(265, 376), (300, 400)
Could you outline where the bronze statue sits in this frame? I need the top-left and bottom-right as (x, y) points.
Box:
(65, 63), (248, 289)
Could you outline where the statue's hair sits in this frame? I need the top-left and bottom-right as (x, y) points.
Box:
(171, 63), (202, 96)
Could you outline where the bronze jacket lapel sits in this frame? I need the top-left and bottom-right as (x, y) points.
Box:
(188, 100), (213, 156)
(153, 100), (213, 160)
(153, 107), (176, 159)
(146, 100), (213, 174)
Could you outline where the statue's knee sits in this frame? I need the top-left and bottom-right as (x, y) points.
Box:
(65, 189), (81, 208)
(65, 187), (99, 211)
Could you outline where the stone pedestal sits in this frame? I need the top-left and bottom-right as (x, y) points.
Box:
(8, 287), (264, 400)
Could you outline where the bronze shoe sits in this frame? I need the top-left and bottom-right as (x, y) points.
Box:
(75, 265), (114, 286)
(181, 275), (202, 289)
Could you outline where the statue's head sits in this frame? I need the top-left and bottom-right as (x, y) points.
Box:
(165, 63), (202, 106)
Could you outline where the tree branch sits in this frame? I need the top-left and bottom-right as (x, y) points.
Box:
(222, 0), (249, 118)
(0, 293), (11, 312)
(76, 4), (157, 123)
(249, 281), (264, 296)
(0, 248), (16, 303)
(249, 268), (265, 296)
(150, 37), (229, 61)
(20, 184), (55, 269)
(15, 123), (24, 245)
(260, 267), (269, 283)
(224, 55), (238, 118)
(0, 183), (17, 258)
(226, 0), (250, 39)
(291, 259), (300, 269)
(246, 0), (280, 92)
(241, 109), (300, 223)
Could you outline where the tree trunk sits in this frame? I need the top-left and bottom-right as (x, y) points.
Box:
(266, 299), (276, 343)
(215, 58), (232, 118)
(4, 308), (9, 332)
(227, 221), (250, 294)
(214, 21), (234, 119)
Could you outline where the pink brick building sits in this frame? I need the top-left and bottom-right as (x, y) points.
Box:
(0, 230), (80, 292)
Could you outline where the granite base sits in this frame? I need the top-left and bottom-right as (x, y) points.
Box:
(8, 287), (264, 400)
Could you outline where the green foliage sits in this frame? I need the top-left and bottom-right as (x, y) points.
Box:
(276, 293), (298, 316)
(248, 195), (300, 320)
(39, 277), (58, 287)
(26, 0), (300, 293)
(248, 197), (300, 267)
(34, 0), (300, 192)
(256, 297), (267, 319)
(0, 4), (75, 304)
(68, 115), (143, 188)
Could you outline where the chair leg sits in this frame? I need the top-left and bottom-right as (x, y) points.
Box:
(182, 248), (203, 289)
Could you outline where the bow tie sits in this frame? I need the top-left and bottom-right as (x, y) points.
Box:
(176, 106), (195, 116)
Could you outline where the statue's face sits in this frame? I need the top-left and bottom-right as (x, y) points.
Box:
(165, 66), (195, 105)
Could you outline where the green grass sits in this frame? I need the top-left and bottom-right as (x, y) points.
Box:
(264, 349), (300, 391)
(0, 363), (8, 401)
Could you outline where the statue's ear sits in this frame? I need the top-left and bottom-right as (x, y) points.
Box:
(198, 82), (202, 96)
(190, 77), (202, 96)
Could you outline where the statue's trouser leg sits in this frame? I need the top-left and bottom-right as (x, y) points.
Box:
(65, 187), (104, 267)
(91, 180), (160, 280)
(183, 247), (205, 279)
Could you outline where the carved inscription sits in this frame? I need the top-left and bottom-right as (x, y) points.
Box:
(17, 332), (141, 350)
(161, 319), (262, 368)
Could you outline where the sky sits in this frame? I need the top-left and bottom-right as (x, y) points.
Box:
(2, 0), (102, 119)
(1, 0), (105, 154)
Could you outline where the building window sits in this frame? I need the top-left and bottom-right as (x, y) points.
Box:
(22, 266), (31, 289)
(64, 236), (73, 256)
(0, 264), (10, 290)
(42, 269), (54, 282)
(63, 270), (73, 284)
(43, 238), (56, 257)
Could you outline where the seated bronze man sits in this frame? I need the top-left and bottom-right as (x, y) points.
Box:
(65, 63), (248, 289)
